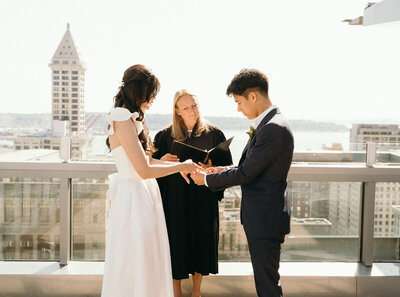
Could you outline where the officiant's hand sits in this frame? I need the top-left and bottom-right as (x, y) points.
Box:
(198, 159), (212, 169)
(161, 153), (179, 162)
(191, 171), (206, 186)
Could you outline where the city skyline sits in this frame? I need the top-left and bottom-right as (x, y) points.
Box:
(1, 0), (400, 123)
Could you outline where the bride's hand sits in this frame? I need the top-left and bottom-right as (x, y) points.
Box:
(179, 160), (205, 184)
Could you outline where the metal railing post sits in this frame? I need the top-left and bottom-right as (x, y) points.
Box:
(360, 182), (376, 267)
(361, 143), (377, 267)
(59, 178), (72, 266)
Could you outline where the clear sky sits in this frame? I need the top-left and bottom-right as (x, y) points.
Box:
(1, 0), (399, 124)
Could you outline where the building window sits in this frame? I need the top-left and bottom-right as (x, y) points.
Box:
(72, 88), (78, 92)
(5, 200), (15, 222)
(53, 76), (59, 80)
(53, 70), (59, 74)
(72, 76), (78, 80)
(72, 105), (78, 109)
(72, 94), (78, 97)
(39, 199), (50, 223)
(52, 93), (59, 97)
(53, 116), (59, 120)
(63, 60), (68, 64)
(62, 76), (69, 80)
(62, 70), (69, 74)
(53, 99), (59, 103)
(72, 82), (78, 86)
(22, 199), (33, 222)
(62, 99), (69, 103)
(72, 71), (78, 74)
(72, 99), (78, 103)
(62, 93), (69, 97)
(62, 87), (69, 92)
(53, 82), (59, 86)
(62, 82), (69, 86)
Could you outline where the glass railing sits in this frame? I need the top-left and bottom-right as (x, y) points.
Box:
(72, 178), (107, 260)
(1, 151), (399, 265)
(0, 177), (60, 260)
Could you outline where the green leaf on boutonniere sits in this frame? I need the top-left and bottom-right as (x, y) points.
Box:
(246, 125), (257, 140)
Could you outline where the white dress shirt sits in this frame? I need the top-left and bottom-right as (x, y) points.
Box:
(252, 105), (277, 129)
(204, 105), (278, 187)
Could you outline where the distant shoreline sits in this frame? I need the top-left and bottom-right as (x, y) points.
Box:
(0, 113), (351, 133)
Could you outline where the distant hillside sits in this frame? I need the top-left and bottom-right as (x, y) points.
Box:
(0, 113), (51, 130)
(0, 113), (349, 133)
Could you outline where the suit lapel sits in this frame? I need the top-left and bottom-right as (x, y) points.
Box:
(239, 108), (279, 165)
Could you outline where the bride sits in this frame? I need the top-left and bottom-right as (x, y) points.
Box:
(102, 64), (202, 297)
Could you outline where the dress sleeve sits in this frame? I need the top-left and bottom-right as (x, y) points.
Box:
(106, 107), (143, 135)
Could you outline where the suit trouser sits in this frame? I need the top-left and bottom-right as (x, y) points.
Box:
(246, 234), (284, 297)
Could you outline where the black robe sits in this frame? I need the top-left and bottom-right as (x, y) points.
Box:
(153, 125), (233, 280)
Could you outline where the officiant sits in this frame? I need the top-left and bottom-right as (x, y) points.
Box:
(153, 89), (232, 297)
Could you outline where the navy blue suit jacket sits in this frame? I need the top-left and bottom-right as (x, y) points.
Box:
(206, 108), (294, 238)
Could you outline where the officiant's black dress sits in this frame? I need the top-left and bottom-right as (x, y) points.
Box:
(153, 125), (233, 280)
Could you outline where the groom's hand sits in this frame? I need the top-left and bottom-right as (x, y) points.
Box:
(191, 171), (206, 186)
(206, 166), (228, 174)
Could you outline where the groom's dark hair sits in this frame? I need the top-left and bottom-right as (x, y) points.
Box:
(226, 69), (269, 98)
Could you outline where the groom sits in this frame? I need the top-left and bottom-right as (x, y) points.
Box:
(191, 69), (294, 297)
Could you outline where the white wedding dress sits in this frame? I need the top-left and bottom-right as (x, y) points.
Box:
(101, 107), (174, 297)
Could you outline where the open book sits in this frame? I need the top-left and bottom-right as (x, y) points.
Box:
(170, 137), (234, 163)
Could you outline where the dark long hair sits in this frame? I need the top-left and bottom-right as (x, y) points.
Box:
(106, 64), (160, 154)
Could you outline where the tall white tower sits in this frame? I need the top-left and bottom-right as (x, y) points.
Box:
(49, 23), (86, 135)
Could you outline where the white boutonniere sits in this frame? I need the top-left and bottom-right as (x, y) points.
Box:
(246, 123), (257, 140)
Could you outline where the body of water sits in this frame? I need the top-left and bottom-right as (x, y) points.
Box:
(94, 130), (350, 164)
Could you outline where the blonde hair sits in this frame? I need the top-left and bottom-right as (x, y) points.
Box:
(171, 89), (210, 141)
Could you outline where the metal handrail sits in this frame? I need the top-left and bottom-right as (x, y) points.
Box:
(1, 161), (400, 182)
